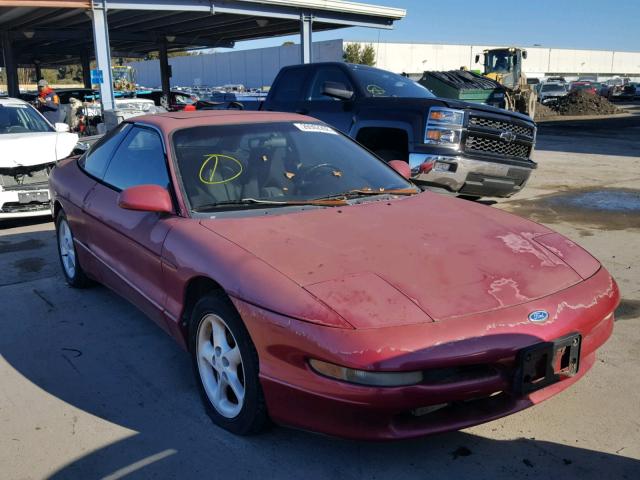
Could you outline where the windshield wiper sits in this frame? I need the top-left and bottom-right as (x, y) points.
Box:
(316, 187), (419, 200)
(192, 197), (347, 212)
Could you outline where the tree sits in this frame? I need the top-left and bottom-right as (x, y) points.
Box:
(343, 43), (376, 66)
(343, 43), (362, 63)
(360, 44), (376, 66)
(282, 41), (295, 46)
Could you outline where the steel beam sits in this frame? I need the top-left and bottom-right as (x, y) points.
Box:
(1, 30), (20, 96)
(158, 39), (171, 107)
(90, 0), (115, 111)
(103, 0), (399, 29)
(299, 12), (312, 64)
(34, 62), (42, 82)
(80, 49), (91, 89)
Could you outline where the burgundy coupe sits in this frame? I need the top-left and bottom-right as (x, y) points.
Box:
(49, 111), (619, 440)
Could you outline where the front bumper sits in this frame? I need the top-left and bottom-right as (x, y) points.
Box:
(0, 188), (51, 219)
(409, 153), (534, 198)
(232, 267), (618, 440)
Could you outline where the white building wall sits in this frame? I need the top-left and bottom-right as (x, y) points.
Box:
(358, 41), (640, 77)
(128, 39), (640, 88)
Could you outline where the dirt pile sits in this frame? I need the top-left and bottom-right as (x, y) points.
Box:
(534, 103), (559, 120)
(553, 90), (621, 116)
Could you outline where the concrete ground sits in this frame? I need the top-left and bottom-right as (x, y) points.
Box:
(1, 106), (639, 480)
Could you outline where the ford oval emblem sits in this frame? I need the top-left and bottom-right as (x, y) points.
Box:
(528, 310), (549, 323)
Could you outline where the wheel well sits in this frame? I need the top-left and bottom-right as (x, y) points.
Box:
(52, 200), (62, 219)
(181, 276), (226, 327)
(355, 127), (409, 161)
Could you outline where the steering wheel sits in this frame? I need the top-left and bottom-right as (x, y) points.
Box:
(295, 163), (342, 194)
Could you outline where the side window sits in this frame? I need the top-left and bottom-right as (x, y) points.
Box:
(81, 123), (129, 179)
(307, 68), (354, 101)
(102, 126), (169, 191)
(271, 68), (308, 103)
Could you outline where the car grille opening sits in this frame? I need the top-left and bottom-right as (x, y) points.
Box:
(468, 115), (535, 138)
(465, 135), (530, 159)
(0, 166), (52, 191)
(1, 202), (50, 213)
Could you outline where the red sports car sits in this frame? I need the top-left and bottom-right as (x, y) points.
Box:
(49, 111), (619, 440)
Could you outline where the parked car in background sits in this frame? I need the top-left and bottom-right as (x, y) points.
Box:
(49, 110), (619, 440)
(135, 89), (198, 111)
(546, 76), (567, 85)
(0, 97), (78, 219)
(263, 62), (538, 199)
(538, 82), (568, 105)
(603, 78), (636, 101)
(569, 82), (597, 95)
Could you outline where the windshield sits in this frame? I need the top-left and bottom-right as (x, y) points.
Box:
(172, 122), (414, 211)
(0, 104), (53, 134)
(541, 84), (565, 92)
(348, 65), (434, 98)
(486, 50), (514, 73)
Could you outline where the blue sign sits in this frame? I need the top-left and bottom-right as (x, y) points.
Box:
(90, 69), (104, 84)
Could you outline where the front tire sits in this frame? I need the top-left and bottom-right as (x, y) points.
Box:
(55, 211), (92, 288)
(189, 292), (268, 435)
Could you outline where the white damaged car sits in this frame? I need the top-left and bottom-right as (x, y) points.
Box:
(0, 97), (78, 220)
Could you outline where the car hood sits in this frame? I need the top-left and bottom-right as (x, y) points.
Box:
(201, 193), (584, 327)
(0, 132), (79, 168)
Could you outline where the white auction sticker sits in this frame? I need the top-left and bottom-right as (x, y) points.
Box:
(293, 123), (338, 135)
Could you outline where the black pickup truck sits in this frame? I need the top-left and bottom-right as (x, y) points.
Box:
(263, 62), (537, 198)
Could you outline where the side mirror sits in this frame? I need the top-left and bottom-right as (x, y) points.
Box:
(388, 160), (411, 180)
(322, 81), (354, 101)
(118, 184), (173, 213)
(54, 122), (70, 133)
(522, 50), (528, 59)
(474, 54), (480, 64)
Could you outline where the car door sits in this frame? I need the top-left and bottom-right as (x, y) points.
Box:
(82, 124), (174, 330)
(301, 66), (356, 133)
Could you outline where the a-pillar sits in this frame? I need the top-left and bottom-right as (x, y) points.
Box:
(90, 0), (115, 112)
(2, 31), (20, 97)
(300, 13), (313, 64)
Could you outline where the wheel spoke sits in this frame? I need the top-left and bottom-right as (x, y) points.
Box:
(211, 320), (230, 351)
(200, 341), (215, 368)
(225, 371), (245, 402)
(226, 346), (241, 368)
(215, 376), (226, 404)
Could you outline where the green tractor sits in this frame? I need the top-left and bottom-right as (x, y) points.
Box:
(475, 47), (537, 118)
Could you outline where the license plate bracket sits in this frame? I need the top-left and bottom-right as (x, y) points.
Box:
(18, 191), (49, 204)
(514, 333), (581, 395)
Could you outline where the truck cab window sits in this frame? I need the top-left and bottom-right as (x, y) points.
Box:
(271, 68), (308, 103)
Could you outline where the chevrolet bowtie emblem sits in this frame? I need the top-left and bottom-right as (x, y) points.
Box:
(500, 131), (517, 143)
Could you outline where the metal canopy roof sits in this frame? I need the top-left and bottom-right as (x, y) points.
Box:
(0, 0), (405, 66)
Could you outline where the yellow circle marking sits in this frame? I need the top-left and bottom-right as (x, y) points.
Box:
(199, 154), (243, 185)
(367, 84), (386, 95)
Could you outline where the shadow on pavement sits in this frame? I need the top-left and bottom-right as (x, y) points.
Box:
(0, 228), (638, 480)
(535, 111), (640, 157)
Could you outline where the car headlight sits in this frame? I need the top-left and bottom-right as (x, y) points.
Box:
(424, 107), (464, 148)
(309, 358), (423, 387)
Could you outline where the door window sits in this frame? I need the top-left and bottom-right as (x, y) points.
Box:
(271, 68), (308, 102)
(307, 68), (354, 101)
(102, 126), (170, 191)
(80, 123), (129, 179)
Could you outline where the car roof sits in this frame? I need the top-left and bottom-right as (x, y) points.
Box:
(0, 97), (31, 106)
(130, 110), (316, 130)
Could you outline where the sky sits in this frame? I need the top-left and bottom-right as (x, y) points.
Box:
(221, 0), (640, 53)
